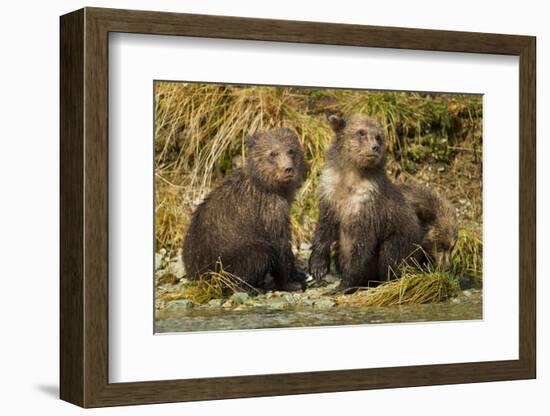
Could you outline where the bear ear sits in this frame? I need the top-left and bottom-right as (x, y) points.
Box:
(328, 114), (346, 132)
(245, 133), (258, 149)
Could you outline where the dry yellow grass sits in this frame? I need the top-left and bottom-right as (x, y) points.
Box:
(179, 261), (262, 304)
(155, 82), (482, 257)
(336, 265), (460, 307)
(154, 82), (483, 306)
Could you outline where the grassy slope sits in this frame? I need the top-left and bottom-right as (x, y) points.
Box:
(154, 82), (483, 305)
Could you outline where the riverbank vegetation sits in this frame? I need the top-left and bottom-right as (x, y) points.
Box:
(154, 82), (482, 308)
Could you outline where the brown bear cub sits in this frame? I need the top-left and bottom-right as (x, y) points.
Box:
(309, 114), (424, 291)
(182, 127), (308, 293)
(398, 181), (458, 269)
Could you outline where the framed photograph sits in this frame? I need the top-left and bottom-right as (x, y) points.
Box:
(60, 7), (536, 408)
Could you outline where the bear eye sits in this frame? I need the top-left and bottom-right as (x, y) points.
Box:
(287, 149), (296, 156)
(375, 134), (382, 143)
(269, 151), (279, 158)
(357, 129), (367, 137)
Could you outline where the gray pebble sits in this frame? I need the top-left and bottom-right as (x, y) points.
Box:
(230, 292), (250, 304)
(154, 253), (165, 271)
(323, 273), (339, 283)
(168, 257), (186, 278)
(266, 297), (289, 310)
(166, 299), (193, 309)
(300, 298), (315, 307)
(207, 299), (224, 307)
(314, 299), (336, 308)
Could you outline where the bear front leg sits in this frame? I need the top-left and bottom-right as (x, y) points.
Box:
(335, 228), (378, 292)
(309, 203), (339, 280)
(273, 243), (305, 292)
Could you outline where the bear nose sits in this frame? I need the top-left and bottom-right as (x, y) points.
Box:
(371, 143), (380, 152)
(284, 167), (294, 175)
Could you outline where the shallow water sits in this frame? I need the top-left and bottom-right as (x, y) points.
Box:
(155, 300), (482, 333)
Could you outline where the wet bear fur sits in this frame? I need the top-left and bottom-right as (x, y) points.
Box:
(309, 114), (424, 291)
(398, 181), (458, 269)
(182, 127), (308, 293)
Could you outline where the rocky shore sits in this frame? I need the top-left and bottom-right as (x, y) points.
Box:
(154, 249), (481, 313)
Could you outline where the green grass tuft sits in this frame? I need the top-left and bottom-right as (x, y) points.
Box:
(450, 227), (483, 284)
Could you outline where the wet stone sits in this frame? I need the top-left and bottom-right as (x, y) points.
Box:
(281, 292), (295, 303)
(167, 257), (186, 278)
(230, 292), (250, 304)
(323, 273), (339, 283)
(314, 299), (336, 309)
(266, 297), (289, 310)
(155, 253), (164, 271)
(208, 299), (223, 308)
(299, 298), (315, 307)
(166, 299), (194, 310)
